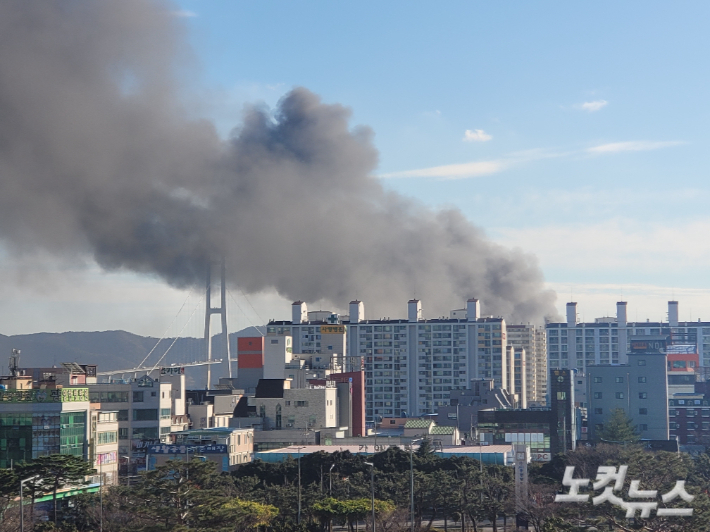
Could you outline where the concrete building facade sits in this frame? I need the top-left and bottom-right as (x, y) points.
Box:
(587, 346), (669, 441)
(507, 324), (547, 405)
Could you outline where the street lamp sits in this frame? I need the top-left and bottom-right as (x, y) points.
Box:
(295, 446), (305, 524)
(20, 474), (39, 532)
(99, 457), (103, 532)
(408, 438), (423, 532)
(329, 463), (335, 496)
(364, 462), (375, 532)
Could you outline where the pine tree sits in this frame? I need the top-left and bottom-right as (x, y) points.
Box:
(598, 408), (640, 443)
(18, 454), (96, 525)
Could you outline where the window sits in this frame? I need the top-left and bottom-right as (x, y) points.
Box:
(594, 408), (603, 415)
(133, 409), (158, 421)
(638, 359), (646, 366)
(132, 427), (158, 439)
(638, 377), (647, 383)
(133, 391), (144, 403)
(89, 391), (129, 403)
(687, 410), (697, 417)
(118, 428), (128, 440)
(97, 431), (117, 445)
(670, 422), (677, 430)
(593, 377), (603, 383)
(615, 377), (624, 383)
(557, 392), (567, 400)
(639, 392), (648, 399)
(639, 424), (648, 431)
(117, 410), (129, 421)
(160, 427), (171, 434)
(295, 401), (309, 407)
(160, 408), (171, 419)
(594, 392), (603, 399)
(615, 392), (624, 399)
(639, 408), (647, 415)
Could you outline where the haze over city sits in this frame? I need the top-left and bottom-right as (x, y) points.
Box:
(2, 1), (710, 336)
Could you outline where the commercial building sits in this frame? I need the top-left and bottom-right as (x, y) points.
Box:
(0, 385), (91, 468)
(90, 409), (119, 485)
(236, 337), (265, 393)
(587, 338), (669, 441)
(435, 379), (515, 437)
(89, 374), (173, 471)
(252, 378), (338, 431)
(476, 368), (577, 461)
(147, 427), (254, 471)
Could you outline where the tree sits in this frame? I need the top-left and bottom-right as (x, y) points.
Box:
(18, 454), (96, 525)
(0, 468), (17, 523)
(120, 458), (235, 530)
(216, 499), (279, 532)
(598, 408), (640, 443)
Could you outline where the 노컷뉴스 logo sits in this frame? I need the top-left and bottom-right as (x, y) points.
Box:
(555, 466), (694, 518)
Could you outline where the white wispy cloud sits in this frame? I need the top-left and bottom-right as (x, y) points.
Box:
(581, 100), (608, 112)
(587, 140), (683, 154)
(380, 160), (504, 180)
(172, 10), (197, 18)
(463, 129), (492, 142)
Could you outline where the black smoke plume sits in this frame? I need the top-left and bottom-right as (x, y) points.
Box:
(0, 1), (557, 323)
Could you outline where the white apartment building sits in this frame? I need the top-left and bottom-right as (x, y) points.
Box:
(269, 299), (517, 422)
(547, 301), (710, 372)
(507, 324), (547, 405)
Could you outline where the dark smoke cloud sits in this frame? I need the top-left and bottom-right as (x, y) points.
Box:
(0, 1), (557, 324)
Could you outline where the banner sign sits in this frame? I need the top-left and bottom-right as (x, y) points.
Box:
(320, 325), (345, 334)
(160, 367), (185, 375)
(148, 444), (228, 454)
(0, 388), (89, 403)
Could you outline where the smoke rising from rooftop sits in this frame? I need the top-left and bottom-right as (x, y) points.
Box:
(0, 1), (557, 324)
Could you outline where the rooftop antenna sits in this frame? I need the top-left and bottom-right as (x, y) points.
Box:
(9, 349), (20, 377)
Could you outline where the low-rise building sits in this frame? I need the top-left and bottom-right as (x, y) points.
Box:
(147, 427), (254, 471)
(89, 374), (173, 471)
(0, 379), (91, 467)
(90, 409), (119, 485)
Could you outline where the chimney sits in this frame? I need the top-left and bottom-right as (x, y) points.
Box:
(566, 302), (577, 327)
(408, 299), (422, 323)
(467, 298), (480, 322)
(349, 300), (364, 323)
(668, 301), (679, 327)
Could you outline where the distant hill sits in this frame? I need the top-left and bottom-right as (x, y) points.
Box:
(0, 326), (265, 387)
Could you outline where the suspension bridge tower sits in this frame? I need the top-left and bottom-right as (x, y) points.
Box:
(204, 260), (233, 388)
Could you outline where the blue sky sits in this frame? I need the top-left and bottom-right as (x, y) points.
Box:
(173, 1), (710, 322)
(2, 1), (710, 335)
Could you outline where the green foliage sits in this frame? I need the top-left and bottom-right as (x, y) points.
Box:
(597, 407), (640, 443)
(17, 454), (96, 525)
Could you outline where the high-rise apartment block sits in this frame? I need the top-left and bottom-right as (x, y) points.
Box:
(547, 301), (710, 373)
(507, 324), (547, 406)
(268, 298), (542, 422)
